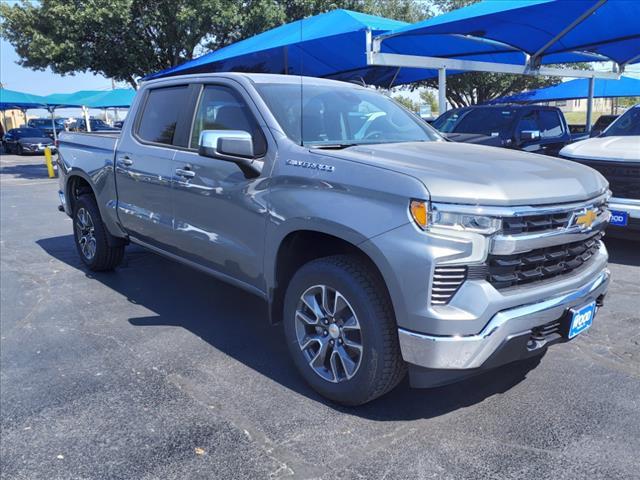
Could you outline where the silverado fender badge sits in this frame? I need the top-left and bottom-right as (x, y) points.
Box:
(286, 159), (335, 172)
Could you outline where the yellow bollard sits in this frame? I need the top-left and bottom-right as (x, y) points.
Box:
(44, 147), (55, 178)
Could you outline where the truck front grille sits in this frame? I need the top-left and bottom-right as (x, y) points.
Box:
(484, 233), (603, 289)
(431, 266), (467, 305)
(501, 203), (607, 235)
(565, 159), (640, 200)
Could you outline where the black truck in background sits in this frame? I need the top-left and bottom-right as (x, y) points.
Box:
(432, 105), (576, 156)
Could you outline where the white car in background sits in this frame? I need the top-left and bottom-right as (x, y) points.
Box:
(560, 104), (640, 240)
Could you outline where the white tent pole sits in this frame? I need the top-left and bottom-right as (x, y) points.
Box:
(50, 108), (58, 143)
(586, 77), (595, 133)
(82, 106), (91, 132)
(438, 68), (447, 115)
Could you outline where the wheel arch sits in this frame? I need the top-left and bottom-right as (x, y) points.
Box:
(267, 226), (395, 326)
(66, 172), (127, 247)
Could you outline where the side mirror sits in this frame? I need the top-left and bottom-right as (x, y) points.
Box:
(198, 130), (261, 178)
(519, 130), (540, 142)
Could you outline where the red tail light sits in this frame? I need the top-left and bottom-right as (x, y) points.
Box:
(55, 139), (60, 148)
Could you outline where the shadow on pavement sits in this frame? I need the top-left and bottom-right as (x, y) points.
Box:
(604, 236), (639, 267)
(0, 159), (53, 180)
(39, 234), (545, 420)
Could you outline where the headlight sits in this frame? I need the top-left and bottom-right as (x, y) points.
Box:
(410, 200), (502, 234)
(433, 210), (502, 234)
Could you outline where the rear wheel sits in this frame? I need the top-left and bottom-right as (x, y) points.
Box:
(73, 194), (124, 271)
(16, 144), (23, 155)
(283, 255), (406, 405)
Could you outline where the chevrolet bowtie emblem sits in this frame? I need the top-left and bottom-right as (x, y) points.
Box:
(574, 209), (597, 229)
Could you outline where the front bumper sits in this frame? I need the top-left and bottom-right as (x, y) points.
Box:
(398, 267), (609, 370)
(21, 143), (57, 153)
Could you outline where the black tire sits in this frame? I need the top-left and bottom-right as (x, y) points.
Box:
(283, 255), (406, 406)
(73, 194), (124, 271)
(16, 144), (24, 155)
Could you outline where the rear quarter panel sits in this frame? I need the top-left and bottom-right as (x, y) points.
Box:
(58, 132), (125, 237)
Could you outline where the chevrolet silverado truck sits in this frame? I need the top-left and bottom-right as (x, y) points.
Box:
(57, 73), (611, 405)
(560, 104), (640, 240)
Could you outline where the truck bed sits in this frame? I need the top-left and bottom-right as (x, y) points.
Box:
(58, 131), (119, 156)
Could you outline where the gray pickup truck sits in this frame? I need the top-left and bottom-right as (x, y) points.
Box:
(58, 73), (611, 405)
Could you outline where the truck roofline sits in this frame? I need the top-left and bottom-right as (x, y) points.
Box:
(139, 72), (365, 89)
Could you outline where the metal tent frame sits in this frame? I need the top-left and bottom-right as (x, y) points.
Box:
(365, 0), (638, 131)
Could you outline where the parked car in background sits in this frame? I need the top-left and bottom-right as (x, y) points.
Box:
(70, 118), (120, 132)
(432, 105), (573, 155)
(2, 128), (56, 155)
(589, 114), (620, 137)
(27, 118), (66, 139)
(57, 73), (610, 405)
(560, 104), (640, 239)
(568, 114), (619, 137)
(113, 120), (125, 129)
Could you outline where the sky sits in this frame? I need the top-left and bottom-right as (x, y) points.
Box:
(0, 36), (132, 118)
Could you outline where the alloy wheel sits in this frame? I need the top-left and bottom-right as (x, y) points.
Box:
(294, 285), (363, 383)
(75, 207), (97, 260)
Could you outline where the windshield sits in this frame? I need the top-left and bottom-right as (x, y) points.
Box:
(29, 119), (50, 127)
(451, 108), (518, 138)
(432, 109), (466, 133)
(256, 83), (441, 147)
(15, 128), (46, 137)
(603, 106), (640, 137)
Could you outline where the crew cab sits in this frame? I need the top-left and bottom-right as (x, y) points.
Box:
(432, 105), (573, 155)
(57, 73), (610, 405)
(560, 104), (640, 239)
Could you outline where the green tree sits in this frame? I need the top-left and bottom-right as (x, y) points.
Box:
(419, 90), (438, 112)
(0, 0), (427, 88)
(393, 94), (419, 112)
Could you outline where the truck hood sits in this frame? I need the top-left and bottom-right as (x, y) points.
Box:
(444, 132), (504, 147)
(560, 135), (640, 162)
(320, 141), (608, 206)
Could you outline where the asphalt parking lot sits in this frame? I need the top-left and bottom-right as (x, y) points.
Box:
(1, 152), (639, 480)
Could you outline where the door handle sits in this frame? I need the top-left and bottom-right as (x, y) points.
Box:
(120, 156), (133, 167)
(176, 168), (195, 178)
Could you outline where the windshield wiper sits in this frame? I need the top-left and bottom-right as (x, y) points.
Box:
(308, 143), (359, 150)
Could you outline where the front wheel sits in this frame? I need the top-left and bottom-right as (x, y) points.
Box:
(73, 194), (124, 271)
(16, 144), (24, 155)
(283, 255), (406, 406)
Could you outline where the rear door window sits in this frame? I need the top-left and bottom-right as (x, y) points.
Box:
(538, 110), (564, 138)
(137, 86), (190, 145)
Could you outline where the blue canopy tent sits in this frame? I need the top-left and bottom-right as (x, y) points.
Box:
(0, 88), (48, 110)
(0, 88), (48, 130)
(145, 9), (599, 87)
(43, 90), (107, 109)
(80, 89), (135, 109)
(144, 10), (436, 86)
(488, 76), (640, 104)
(369, 0), (640, 129)
(43, 89), (135, 136)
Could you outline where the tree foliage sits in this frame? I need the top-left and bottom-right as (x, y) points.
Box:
(419, 90), (438, 112)
(0, 0), (428, 88)
(392, 94), (419, 112)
